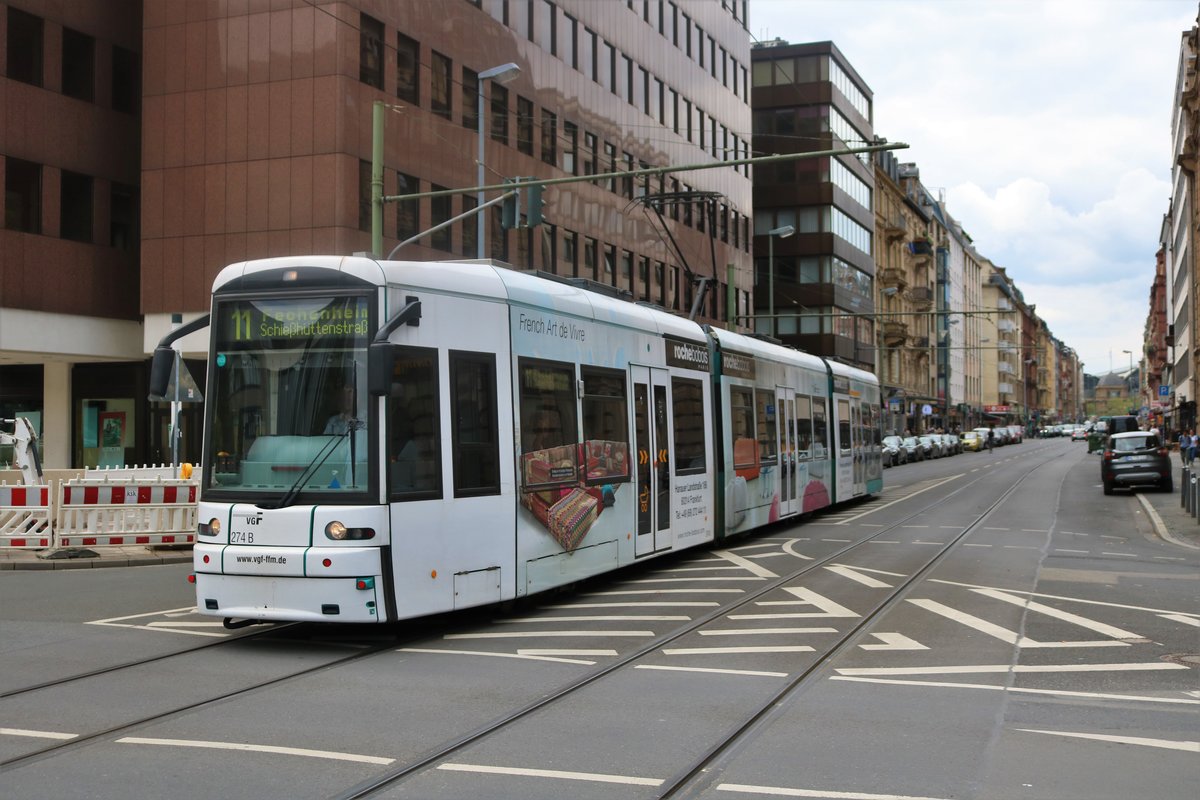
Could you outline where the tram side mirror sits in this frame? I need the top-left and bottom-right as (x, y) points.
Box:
(368, 342), (396, 397)
(149, 346), (175, 400)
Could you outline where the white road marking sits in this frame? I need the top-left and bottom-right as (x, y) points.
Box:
(938, 526), (961, 530)
(782, 539), (813, 561)
(983, 527), (1009, 531)
(145, 621), (226, 628)
(1021, 529), (1049, 533)
(717, 783), (953, 799)
(963, 543), (992, 547)
(635, 664), (787, 678)
(970, 588), (1143, 640)
(1101, 552), (1138, 558)
(822, 538), (852, 543)
(829, 676), (1200, 705)
(517, 649), (617, 657)
(866, 540), (900, 544)
(438, 762), (662, 786)
(836, 662), (1188, 676)
(1054, 549), (1089, 554)
(928, 578), (1198, 616)
(912, 541), (945, 545)
(663, 646), (816, 655)
(714, 549), (780, 579)
(901, 526), (929, 529)
(835, 474), (962, 524)
(586, 589), (744, 595)
(117, 736), (394, 764)
(627, 577), (767, 583)
(1, 727), (78, 740)
(545, 602), (718, 609)
(496, 615), (690, 622)
(825, 564), (892, 588)
(444, 631), (654, 639)
(399, 647), (596, 665)
(859, 633), (928, 651)
(1160, 613), (1200, 626)
(1003, 545), (1040, 550)
(698, 627), (837, 636)
(1015, 729), (1200, 753)
(664, 566), (751, 573)
(907, 599), (1129, 648)
(86, 607), (230, 638)
(1100, 535), (1126, 540)
(749, 586), (861, 617)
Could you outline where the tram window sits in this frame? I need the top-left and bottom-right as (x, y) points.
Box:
(730, 386), (757, 470)
(812, 396), (828, 458)
(450, 351), (500, 497)
(519, 359), (578, 487)
(755, 389), (777, 462)
(838, 399), (851, 452)
(388, 346), (442, 500)
(795, 395), (812, 459)
(672, 377), (706, 475)
(581, 367), (629, 483)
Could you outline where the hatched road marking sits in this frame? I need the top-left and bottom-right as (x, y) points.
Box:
(1015, 729), (1200, 753)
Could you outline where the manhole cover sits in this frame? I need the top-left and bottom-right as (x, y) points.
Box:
(1162, 653), (1200, 667)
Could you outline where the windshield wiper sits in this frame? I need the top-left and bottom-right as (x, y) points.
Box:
(263, 425), (357, 510)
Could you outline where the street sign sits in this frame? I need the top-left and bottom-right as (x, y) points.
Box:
(1159, 385), (1170, 397)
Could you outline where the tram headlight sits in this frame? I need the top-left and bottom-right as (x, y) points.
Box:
(198, 518), (221, 537)
(324, 521), (375, 541)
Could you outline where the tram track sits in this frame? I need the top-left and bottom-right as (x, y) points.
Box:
(332, 445), (1065, 799)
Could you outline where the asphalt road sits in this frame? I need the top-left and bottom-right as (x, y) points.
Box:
(1, 438), (1196, 799)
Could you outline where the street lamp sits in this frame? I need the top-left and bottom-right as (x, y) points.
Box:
(1123, 347), (1132, 417)
(767, 224), (795, 337)
(476, 63), (521, 259)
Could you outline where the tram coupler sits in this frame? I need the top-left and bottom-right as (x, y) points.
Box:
(223, 617), (262, 630)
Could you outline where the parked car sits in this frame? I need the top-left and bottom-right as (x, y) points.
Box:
(1006, 426), (1023, 443)
(918, 434), (941, 459)
(882, 435), (907, 467)
(945, 433), (962, 454)
(974, 427), (997, 450)
(902, 435), (926, 461)
(1101, 431), (1172, 495)
(961, 431), (983, 452)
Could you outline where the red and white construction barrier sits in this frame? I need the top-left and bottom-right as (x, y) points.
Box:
(0, 484), (52, 548)
(55, 479), (198, 547)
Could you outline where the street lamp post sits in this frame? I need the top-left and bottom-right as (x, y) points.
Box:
(767, 224), (795, 337)
(1121, 349), (1135, 413)
(476, 63), (521, 259)
(1123, 347), (1132, 417)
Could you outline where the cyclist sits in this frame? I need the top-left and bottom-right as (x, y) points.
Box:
(986, 426), (995, 453)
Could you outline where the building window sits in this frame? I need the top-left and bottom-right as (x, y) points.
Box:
(562, 121), (577, 174)
(431, 184), (451, 251)
(62, 28), (95, 102)
(5, 158), (41, 234)
(396, 172), (419, 241)
(358, 160), (372, 232)
(7, 8), (43, 88)
(461, 67), (479, 130)
(110, 184), (137, 252)
(561, 228), (577, 275)
(60, 171), (93, 243)
(112, 46), (139, 114)
(359, 13), (383, 89)
(561, 12), (577, 68)
(490, 84), (509, 144)
(490, 204), (507, 260)
(517, 96), (534, 155)
(461, 194), (477, 255)
(584, 236), (597, 280)
(397, 33), (419, 104)
(431, 51), (451, 119)
(541, 110), (557, 165)
(582, 131), (597, 176)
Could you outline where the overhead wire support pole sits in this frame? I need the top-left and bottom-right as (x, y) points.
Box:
(386, 190), (516, 260)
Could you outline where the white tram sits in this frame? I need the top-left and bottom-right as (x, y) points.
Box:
(156, 256), (880, 624)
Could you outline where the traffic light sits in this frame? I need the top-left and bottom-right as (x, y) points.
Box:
(500, 178), (544, 230)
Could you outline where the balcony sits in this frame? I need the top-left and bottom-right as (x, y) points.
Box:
(878, 266), (907, 290)
(882, 321), (909, 345)
(910, 286), (933, 309)
(885, 214), (907, 241)
(912, 336), (930, 348)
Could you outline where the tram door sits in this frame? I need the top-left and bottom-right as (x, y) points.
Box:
(850, 398), (866, 495)
(633, 366), (672, 556)
(776, 387), (799, 517)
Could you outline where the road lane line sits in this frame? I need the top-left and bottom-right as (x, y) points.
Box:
(438, 762), (662, 786)
(544, 602), (718, 609)
(828, 676), (1200, 705)
(663, 646), (816, 655)
(824, 565), (892, 588)
(117, 737), (394, 764)
(1015, 729), (1200, 753)
(399, 647), (597, 665)
(585, 589), (744, 595)
(1054, 549), (1089, 554)
(444, 631), (654, 639)
(970, 588), (1143, 639)
(517, 649), (617, 657)
(697, 627), (837, 636)
(836, 662), (1188, 676)
(635, 664), (788, 678)
(1, 728), (77, 740)
(717, 783), (953, 799)
(858, 633), (928, 651)
(496, 615), (690, 622)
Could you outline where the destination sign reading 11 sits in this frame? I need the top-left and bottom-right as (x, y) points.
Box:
(226, 299), (369, 342)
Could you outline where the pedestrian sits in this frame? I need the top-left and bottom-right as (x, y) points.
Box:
(1190, 431), (1198, 466)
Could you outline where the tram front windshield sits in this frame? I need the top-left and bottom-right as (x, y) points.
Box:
(204, 293), (373, 501)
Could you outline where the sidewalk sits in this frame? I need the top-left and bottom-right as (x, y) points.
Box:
(1134, 460), (1200, 552)
(0, 545), (192, 571)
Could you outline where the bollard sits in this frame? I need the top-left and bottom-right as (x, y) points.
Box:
(1192, 473), (1199, 519)
(1183, 466), (1190, 509)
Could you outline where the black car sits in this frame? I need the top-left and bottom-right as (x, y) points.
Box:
(1101, 431), (1173, 495)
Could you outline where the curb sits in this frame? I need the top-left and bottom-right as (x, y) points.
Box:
(1134, 493), (1200, 551)
(0, 549), (193, 571)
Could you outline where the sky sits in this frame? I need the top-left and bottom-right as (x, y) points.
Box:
(750, 0), (1196, 376)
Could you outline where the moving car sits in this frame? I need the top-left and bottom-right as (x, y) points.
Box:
(1071, 426), (1088, 441)
(1101, 431), (1172, 495)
